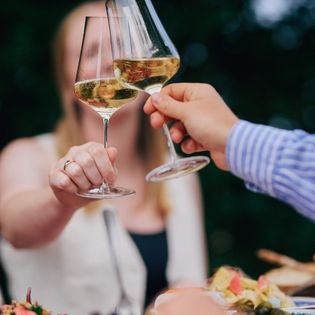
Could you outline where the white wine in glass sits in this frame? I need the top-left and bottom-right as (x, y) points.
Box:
(74, 16), (138, 199)
(106, 0), (210, 182)
(74, 78), (138, 116)
(113, 57), (180, 94)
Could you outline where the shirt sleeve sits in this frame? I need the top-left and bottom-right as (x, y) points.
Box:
(226, 120), (315, 221)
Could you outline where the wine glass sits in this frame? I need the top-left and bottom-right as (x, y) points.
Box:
(106, 0), (210, 182)
(74, 16), (138, 198)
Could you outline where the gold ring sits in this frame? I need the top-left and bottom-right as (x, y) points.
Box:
(63, 159), (75, 171)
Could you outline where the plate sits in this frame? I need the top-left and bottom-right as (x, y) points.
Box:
(281, 297), (315, 315)
(292, 297), (315, 307)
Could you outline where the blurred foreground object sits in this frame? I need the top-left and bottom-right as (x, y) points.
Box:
(258, 249), (315, 275)
(258, 249), (315, 295)
(1, 288), (53, 315)
(153, 288), (225, 315)
(207, 266), (294, 308)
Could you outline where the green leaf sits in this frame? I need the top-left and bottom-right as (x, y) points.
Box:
(30, 305), (44, 315)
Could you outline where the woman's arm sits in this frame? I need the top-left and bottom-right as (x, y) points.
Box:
(0, 138), (75, 248)
(166, 172), (208, 285)
(0, 137), (117, 248)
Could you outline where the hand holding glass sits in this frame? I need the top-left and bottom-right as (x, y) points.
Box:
(74, 16), (137, 198)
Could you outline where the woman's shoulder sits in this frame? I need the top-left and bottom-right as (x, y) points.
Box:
(0, 133), (57, 168)
(2, 133), (55, 155)
(0, 134), (58, 189)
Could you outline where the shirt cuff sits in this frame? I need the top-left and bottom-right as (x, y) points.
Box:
(226, 120), (288, 197)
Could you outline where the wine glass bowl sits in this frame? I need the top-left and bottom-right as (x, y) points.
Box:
(106, 0), (210, 182)
(74, 16), (137, 198)
(74, 78), (138, 117)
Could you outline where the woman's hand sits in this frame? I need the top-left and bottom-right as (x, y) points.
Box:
(49, 142), (118, 209)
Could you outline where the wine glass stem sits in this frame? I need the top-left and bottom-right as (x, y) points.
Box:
(102, 116), (110, 192)
(163, 124), (177, 164)
(103, 116), (110, 148)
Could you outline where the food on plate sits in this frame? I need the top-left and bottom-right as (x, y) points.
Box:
(207, 266), (294, 308)
(1, 289), (52, 315)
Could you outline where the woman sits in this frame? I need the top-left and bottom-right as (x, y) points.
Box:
(0, 2), (207, 314)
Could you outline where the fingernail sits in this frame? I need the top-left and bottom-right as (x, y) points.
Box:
(151, 93), (162, 105)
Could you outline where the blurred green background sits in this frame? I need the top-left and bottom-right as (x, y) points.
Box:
(0, 0), (314, 278)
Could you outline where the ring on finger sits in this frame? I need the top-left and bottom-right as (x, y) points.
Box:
(63, 159), (76, 171)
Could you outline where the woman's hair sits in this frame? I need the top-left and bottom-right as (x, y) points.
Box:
(52, 1), (170, 214)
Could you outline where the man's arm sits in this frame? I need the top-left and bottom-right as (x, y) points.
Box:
(228, 120), (315, 220)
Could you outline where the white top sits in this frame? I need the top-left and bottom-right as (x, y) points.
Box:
(0, 134), (208, 315)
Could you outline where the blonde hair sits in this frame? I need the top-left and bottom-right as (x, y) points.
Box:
(52, 1), (170, 215)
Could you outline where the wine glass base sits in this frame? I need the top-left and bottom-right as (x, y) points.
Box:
(76, 186), (136, 199)
(146, 156), (210, 182)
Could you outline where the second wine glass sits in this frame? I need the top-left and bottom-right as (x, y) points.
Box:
(74, 16), (138, 198)
(106, 0), (210, 182)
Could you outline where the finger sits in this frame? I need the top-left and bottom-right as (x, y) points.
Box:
(150, 112), (167, 128)
(49, 169), (78, 194)
(170, 121), (187, 143)
(161, 83), (198, 102)
(87, 144), (117, 184)
(107, 147), (118, 164)
(150, 93), (185, 121)
(162, 82), (213, 102)
(72, 151), (103, 187)
(63, 161), (92, 191)
(107, 147), (118, 178)
(143, 97), (157, 115)
(211, 151), (229, 171)
(181, 138), (206, 154)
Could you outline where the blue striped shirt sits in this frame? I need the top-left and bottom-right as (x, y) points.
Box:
(227, 120), (315, 221)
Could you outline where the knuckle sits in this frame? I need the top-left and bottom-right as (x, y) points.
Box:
(68, 146), (79, 155)
(67, 164), (81, 179)
(89, 145), (104, 157)
(81, 155), (94, 169)
(58, 176), (72, 190)
(86, 141), (97, 147)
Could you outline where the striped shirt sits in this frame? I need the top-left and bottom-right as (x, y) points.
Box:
(227, 120), (315, 221)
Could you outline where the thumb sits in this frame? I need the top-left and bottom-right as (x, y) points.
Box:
(151, 93), (185, 120)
